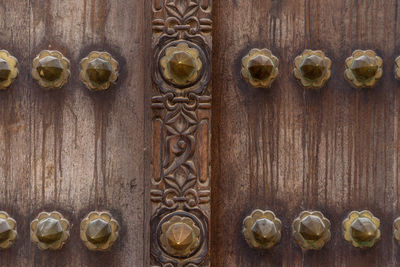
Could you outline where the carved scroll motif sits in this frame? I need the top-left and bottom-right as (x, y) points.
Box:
(151, 1), (212, 266)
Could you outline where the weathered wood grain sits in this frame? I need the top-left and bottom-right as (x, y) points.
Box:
(212, 0), (400, 266)
(0, 0), (151, 266)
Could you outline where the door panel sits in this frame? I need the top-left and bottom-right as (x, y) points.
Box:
(212, 0), (400, 266)
(0, 0), (150, 266)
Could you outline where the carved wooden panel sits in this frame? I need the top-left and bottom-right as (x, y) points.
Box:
(151, 1), (212, 266)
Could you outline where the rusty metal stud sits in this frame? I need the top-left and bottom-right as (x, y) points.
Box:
(345, 50), (382, 88)
(0, 211), (17, 249)
(242, 209), (281, 249)
(293, 50), (331, 89)
(159, 215), (200, 257)
(292, 211), (331, 250)
(241, 48), (279, 88)
(32, 50), (70, 89)
(80, 211), (119, 251)
(343, 210), (380, 248)
(0, 50), (18, 90)
(160, 42), (203, 87)
(30, 211), (70, 250)
(80, 51), (119, 91)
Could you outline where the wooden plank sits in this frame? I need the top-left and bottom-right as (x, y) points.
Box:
(0, 0), (149, 266)
(0, 1), (31, 266)
(150, 0), (212, 266)
(212, 0), (399, 266)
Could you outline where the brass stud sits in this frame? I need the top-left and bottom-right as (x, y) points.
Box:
(241, 48), (279, 88)
(292, 211), (331, 250)
(80, 211), (119, 251)
(242, 209), (281, 249)
(30, 211), (70, 250)
(345, 50), (382, 88)
(160, 215), (200, 257)
(160, 42), (203, 87)
(394, 56), (400, 81)
(0, 50), (18, 90)
(0, 211), (17, 249)
(32, 50), (70, 89)
(80, 51), (119, 91)
(293, 50), (331, 89)
(343, 210), (380, 248)
(393, 217), (400, 244)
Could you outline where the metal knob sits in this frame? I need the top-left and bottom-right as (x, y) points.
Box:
(345, 50), (383, 88)
(159, 215), (200, 257)
(241, 48), (279, 88)
(293, 50), (331, 89)
(80, 51), (119, 91)
(80, 211), (119, 251)
(343, 210), (381, 248)
(160, 42), (203, 87)
(395, 56), (400, 81)
(0, 50), (18, 90)
(0, 211), (17, 249)
(32, 50), (70, 89)
(292, 211), (331, 250)
(30, 211), (70, 250)
(242, 209), (281, 249)
(393, 217), (400, 244)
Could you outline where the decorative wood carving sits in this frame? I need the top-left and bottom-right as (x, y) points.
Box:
(151, 1), (212, 266)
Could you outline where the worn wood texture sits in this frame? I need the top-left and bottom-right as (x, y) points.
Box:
(0, 0), (151, 266)
(212, 0), (400, 266)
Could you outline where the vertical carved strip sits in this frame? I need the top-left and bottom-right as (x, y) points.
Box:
(151, 1), (212, 266)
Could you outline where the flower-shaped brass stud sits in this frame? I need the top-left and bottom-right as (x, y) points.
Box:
(343, 210), (381, 248)
(292, 211), (331, 250)
(159, 215), (200, 257)
(293, 50), (331, 89)
(394, 56), (400, 81)
(0, 211), (17, 249)
(80, 211), (119, 251)
(242, 209), (281, 249)
(345, 50), (383, 88)
(160, 42), (203, 87)
(241, 48), (279, 88)
(30, 211), (70, 250)
(80, 51), (119, 91)
(393, 217), (400, 244)
(32, 50), (70, 89)
(0, 50), (18, 90)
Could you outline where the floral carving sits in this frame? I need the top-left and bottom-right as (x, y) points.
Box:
(153, 0), (212, 38)
(152, 0), (212, 266)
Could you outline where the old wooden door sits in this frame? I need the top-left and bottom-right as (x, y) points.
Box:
(0, 0), (150, 266)
(3, 0), (400, 266)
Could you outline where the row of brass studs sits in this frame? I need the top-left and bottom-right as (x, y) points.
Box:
(241, 48), (396, 89)
(243, 209), (398, 250)
(0, 50), (119, 91)
(0, 211), (119, 251)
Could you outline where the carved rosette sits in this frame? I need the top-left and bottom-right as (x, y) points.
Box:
(152, 0), (212, 266)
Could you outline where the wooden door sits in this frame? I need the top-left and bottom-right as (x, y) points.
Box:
(3, 1), (400, 266)
(0, 0), (150, 266)
(211, 0), (400, 266)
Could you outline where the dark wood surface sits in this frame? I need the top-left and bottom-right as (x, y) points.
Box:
(212, 0), (400, 266)
(0, 0), (151, 266)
